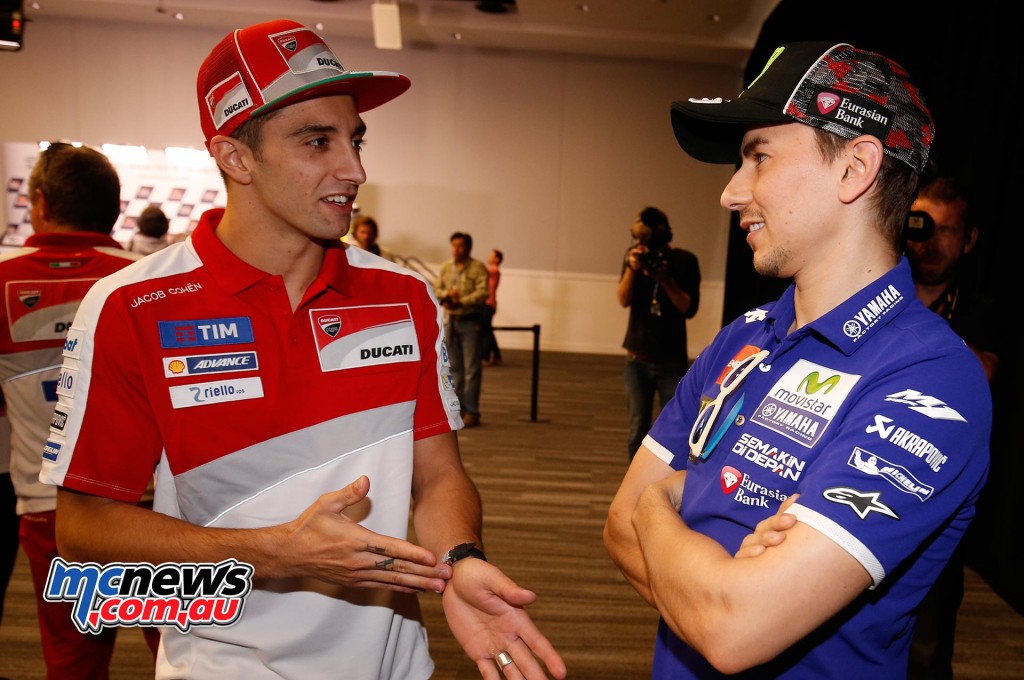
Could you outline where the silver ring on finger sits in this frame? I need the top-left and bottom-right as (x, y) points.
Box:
(495, 651), (514, 671)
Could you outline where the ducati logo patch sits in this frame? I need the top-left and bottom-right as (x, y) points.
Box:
(318, 314), (341, 337)
(309, 304), (419, 372)
(276, 35), (298, 52)
(19, 288), (40, 308)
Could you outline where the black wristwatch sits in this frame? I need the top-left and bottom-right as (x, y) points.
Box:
(442, 542), (488, 565)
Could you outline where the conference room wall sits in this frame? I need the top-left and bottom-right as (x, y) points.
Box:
(0, 16), (743, 356)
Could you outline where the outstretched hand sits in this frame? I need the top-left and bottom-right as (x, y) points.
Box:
(442, 558), (567, 679)
(283, 475), (451, 593)
(735, 493), (800, 559)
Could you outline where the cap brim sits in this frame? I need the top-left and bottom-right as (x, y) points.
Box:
(670, 98), (790, 165)
(253, 71), (411, 119)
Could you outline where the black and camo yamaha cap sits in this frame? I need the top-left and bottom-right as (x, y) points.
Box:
(670, 42), (935, 173)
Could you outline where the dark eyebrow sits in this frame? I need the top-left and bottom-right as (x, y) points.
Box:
(288, 120), (368, 139)
(740, 135), (769, 159)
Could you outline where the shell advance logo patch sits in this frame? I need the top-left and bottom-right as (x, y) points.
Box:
(163, 351), (259, 378)
(310, 304), (419, 372)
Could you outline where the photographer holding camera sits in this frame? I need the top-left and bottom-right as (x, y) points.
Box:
(616, 207), (701, 461)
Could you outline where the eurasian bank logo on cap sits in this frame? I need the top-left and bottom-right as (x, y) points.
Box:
(206, 72), (252, 131)
(808, 87), (893, 143)
(816, 92), (839, 115)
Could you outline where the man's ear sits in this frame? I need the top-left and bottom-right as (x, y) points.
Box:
(964, 225), (979, 255)
(837, 135), (884, 205)
(209, 135), (253, 186)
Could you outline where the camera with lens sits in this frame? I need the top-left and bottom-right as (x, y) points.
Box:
(638, 246), (669, 272)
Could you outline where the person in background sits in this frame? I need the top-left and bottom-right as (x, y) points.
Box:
(41, 20), (564, 680)
(0, 142), (158, 677)
(0, 398), (14, 628)
(616, 207), (700, 461)
(435, 231), (489, 428)
(482, 249), (503, 367)
(127, 203), (171, 255)
(604, 42), (990, 677)
(905, 176), (1000, 679)
(343, 214), (397, 262)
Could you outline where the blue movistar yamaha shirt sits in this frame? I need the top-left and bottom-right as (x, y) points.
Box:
(646, 258), (990, 679)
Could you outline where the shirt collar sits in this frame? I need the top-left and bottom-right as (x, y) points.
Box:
(190, 208), (352, 298)
(24, 231), (124, 249)
(763, 258), (916, 356)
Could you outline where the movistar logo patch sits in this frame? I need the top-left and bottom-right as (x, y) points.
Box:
(798, 371), (840, 395)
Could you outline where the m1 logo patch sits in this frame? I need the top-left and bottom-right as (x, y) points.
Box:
(158, 317), (254, 349)
(309, 304), (419, 372)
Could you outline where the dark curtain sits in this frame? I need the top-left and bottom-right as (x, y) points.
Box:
(722, 0), (1021, 612)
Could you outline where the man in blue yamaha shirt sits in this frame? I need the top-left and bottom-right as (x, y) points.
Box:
(604, 42), (990, 679)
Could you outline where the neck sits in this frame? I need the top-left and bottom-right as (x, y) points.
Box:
(914, 280), (949, 308)
(790, 250), (898, 332)
(216, 209), (325, 310)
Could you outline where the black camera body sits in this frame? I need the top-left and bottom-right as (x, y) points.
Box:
(638, 246), (669, 272)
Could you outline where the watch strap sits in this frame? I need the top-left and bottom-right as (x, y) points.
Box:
(443, 542), (487, 565)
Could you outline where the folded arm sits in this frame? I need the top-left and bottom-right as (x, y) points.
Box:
(632, 476), (870, 673)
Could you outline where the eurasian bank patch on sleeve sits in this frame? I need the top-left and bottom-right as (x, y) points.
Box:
(309, 304), (420, 372)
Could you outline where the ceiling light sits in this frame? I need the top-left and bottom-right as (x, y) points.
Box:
(371, 1), (402, 50)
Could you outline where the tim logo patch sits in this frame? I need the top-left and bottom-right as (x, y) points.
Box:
(310, 304), (419, 372)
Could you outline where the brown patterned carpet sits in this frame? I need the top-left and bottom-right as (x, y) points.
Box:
(1, 349), (1020, 678)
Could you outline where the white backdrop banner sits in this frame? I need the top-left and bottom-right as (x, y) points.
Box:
(2, 142), (226, 247)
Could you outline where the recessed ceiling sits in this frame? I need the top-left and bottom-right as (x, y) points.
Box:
(21, 0), (781, 65)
